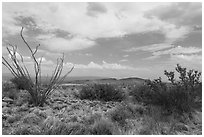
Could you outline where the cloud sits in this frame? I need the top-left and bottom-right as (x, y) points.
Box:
(65, 61), (135, 70)
(139, 45), (202, 60)
(36, 34), (96, 52)
(37, 49), (62, 58)
(145, 3), (202, 26)
(126, 43), (202, 61)
(119, 59), (128, 62)
(3, 2), (191, 42)
(169, 54), (202, 71)
(143, 55), (161, 60)
(123, 55), (129, 57)
(85, 53), (92, 56)
(153, 46), (202, 56)
(6, 49), (29, 61)
(171, 54), (202, 62)
(2, 46), (8, 55)
(125, 43), (174, 52)
(36, 57), (54, 65)
(86, 2), (107, 17)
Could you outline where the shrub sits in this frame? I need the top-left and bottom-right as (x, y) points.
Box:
(91, 118), (117, 135)
(130, 64), (202, 113)
(2, 81), (16, 91)
(108, 103), (139, 126)
(82, 112), (102, 125)
(7, 114), (21, 123)
(129, 84), (151, 103)
(15, 90), (31, 106)
(2, 27), (74, 106)
(2, 82), (19, 100)
(10, 76), (33, 90)
(163, 64), (202, 112)
(13, 124), (42, 135)
(22, 113), (42, 125)
(42, 116), (90, 135)
(78, 84), (125, 102)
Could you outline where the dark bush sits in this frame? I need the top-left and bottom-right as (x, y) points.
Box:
(130, 64), (202, 113)
(78, 84), (125, 102)
(91, 118), (116, 135)
(2, 82), (19, 100)
(108, 103), (140, 126)
(11, 76), (33, 90)
(2, 81), (16, 91)
(129, 84), (151, 103)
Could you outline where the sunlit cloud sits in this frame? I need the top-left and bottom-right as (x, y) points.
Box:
(65, 61), (135, 70)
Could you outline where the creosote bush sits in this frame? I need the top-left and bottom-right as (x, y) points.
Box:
(78, 84), (125, 102)
(10, 76), (33, 90)
(108, 103), (145, 129)
(2, 27), (74, 106)
(91, 117), (117, 135)
(130, 64), (202, 113)
(2, 82), (19, 99)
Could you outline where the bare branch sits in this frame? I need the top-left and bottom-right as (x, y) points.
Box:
(3, 27), (74, 106)
(33, 44), (40, 55)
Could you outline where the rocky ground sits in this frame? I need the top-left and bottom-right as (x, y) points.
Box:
(2, 87), (202, 135)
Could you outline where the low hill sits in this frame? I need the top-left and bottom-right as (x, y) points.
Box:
(2, 73), (146, 85)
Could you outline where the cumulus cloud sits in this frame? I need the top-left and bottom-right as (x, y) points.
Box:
(145, 2), (202, 26)
(36, 57), (54, 65)
(5, 49), (30, 62)
(86, 2), (107, 17)
(36, 34), (95, 52)
(169, 54), (202, 71)
(3, 2), (191, 42)
(65, 61), (135, 70)
(37, 49), (62, 58)
(171, 54), (202, 62)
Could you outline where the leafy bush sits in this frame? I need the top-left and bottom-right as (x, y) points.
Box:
(2, 81), (16, 91)
(7, 114), (21, 123)
(82, 112), (102, 125)
(11, 76), (33, 90)
(108, 103), (142, 126)
(129, 84), (151, 103)
(78, 84), (125, 102)
(91, 118), (117, 135)
(2, 82), (19, 100)
(13, 124), (42, 135)
(22, 113), (42, 125)
(42, 116), (90, 135)
(130, 64), (202, 113)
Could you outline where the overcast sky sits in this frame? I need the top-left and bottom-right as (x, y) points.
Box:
(2, 2), (202, 80)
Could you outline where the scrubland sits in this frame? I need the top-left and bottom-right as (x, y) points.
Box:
(2, 64), (202, 135)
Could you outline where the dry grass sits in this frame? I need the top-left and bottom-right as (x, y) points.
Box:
(2, 85), (202, 135)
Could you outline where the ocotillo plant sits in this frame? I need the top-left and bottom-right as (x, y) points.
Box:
(2, 27), (74, 106)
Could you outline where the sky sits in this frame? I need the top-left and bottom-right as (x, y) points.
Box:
(2, 2), (202, 80)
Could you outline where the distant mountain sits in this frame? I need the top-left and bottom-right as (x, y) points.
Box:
(119, 77), (146, 81)
(64, 76), (107, 81)
(2, 73), (107, 82)
(2, 73), (146, 85)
